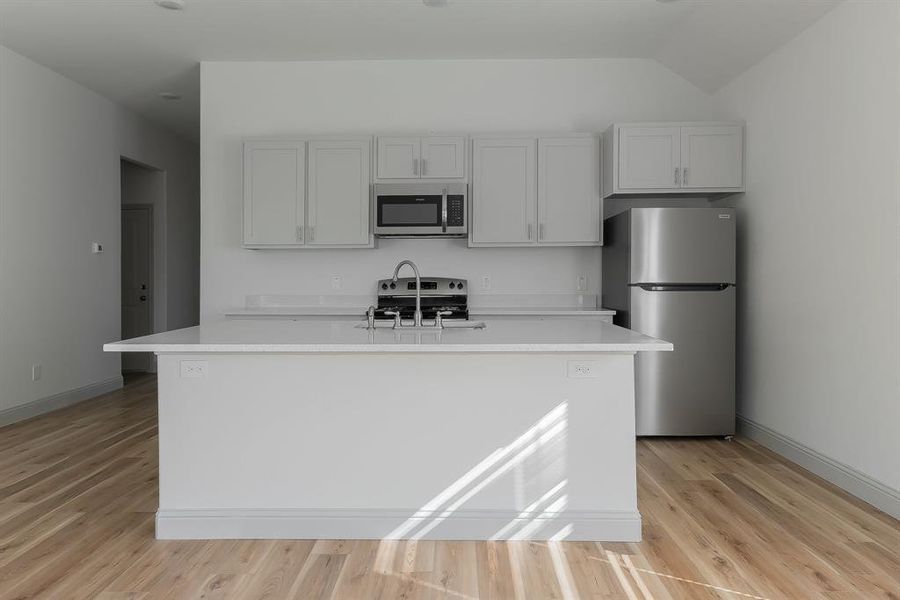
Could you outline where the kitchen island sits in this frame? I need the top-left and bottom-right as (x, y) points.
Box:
(104, 318), (671, 542)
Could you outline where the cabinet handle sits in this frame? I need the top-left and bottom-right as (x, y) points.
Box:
(296, 225), (303, 242)
(413, 158), (419, 176)
(308, 225), (315, 242)
(422, 158), (427, 176)
(674, 167), (680, 187)
(683, 167), (689, 186)
(528, 223), (533, 240)
(539, 223), (545, 241)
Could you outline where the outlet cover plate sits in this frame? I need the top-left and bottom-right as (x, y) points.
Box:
(180, 360), (208, 378)
(567, 360), (600, 378)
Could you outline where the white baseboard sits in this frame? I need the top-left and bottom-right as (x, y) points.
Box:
(155, 508), (642, 542)
(738, 416), (900, 520)
(0, 375), (124, 428)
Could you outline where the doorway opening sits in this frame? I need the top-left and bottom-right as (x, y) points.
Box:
(120, 159), (166, 373)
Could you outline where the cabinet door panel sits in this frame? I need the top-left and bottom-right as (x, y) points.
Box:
(680, 126), (743, 189)
(618, 126), (680, 189)
(471, 138), (536, 245)
(421, 136), (465, 178)
(243, 141), (304, 246)
(538, 137), (600, 244)
(377, 136), (420, 179)
(307, 140), (370, 246)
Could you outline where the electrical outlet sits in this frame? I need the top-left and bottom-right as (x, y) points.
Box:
(31, 364), (41, 382)
(568, 360), (600, 378)
(481, 275), (491, 291)
(180, 360), (208, 378)
(330, 275), (342, 290)
(91, 242), (104, 254)
(576, 274), (587, 292)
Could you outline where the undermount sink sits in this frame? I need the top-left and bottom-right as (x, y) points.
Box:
(354, 320), (487, 330)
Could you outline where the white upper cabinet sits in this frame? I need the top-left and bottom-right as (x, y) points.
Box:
(307, 139), (371, 246)
(617, 126), (681, 190)
(471, 135), (601, 247)
(243, 140), (305, 247)
(376, 137), (420, 179)
(376, 135), (466, 180)
(603, 122), (744, 198)
(471, 137), (537, 245)
(421, 136), (466, 178)
(243, 137), (372, 249)
(680, 125), (743, 189)
(538, 137), (601, 245)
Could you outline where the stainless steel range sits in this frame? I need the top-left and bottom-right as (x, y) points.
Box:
(373, 276), (469, 322)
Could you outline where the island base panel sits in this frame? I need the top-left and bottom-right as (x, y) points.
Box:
(155, 352), (640, 541)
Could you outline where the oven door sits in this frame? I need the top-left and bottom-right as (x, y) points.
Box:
(374, 183), (467, 237)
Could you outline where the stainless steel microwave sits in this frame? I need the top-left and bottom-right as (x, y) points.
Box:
(374, 183), (467, 238)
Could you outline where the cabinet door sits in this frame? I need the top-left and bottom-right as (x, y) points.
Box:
(618, 126), (681, 189)
(307, 140), (371, 246)
(471, 138), (536, 245)
(680, 126), (743, 189)
(243, 141), (305, 246)
(421, 136), (465, 178)
(376, 136), (420, 179)
(537, 137), (600, 244)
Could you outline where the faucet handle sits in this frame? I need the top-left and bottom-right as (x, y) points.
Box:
(366, 305), (376, 329)
(384, 310), (402, 329)
(434, 310), (453, 329)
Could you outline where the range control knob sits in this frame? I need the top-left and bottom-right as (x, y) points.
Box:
(381, 283), (388, 290)
(449, 282), (456, 289)
(389, 282), (396, 289)
(457, 282), (464, 289)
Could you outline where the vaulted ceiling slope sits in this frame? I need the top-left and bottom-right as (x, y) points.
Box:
(0, 0), (841, 141)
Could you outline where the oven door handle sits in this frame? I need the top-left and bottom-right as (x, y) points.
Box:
(441, 187), (448, 233)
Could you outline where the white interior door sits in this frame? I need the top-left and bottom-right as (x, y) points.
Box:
(537, 137), (600, 244)
(307, 139), (371, 246)
(617, 126), (681, 189)
(121, 206), (153, 372)
(421, 136), (465, 178)
(377, 136), (420, 179)
(680, 126), (743, 189)
(243, 141), (305, 246)
(471, 138), (536, 245)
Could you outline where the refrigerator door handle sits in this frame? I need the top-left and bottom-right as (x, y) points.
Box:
(633, 283), (731, 292)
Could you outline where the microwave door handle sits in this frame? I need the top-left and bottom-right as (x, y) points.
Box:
(441, 187), (448, 233)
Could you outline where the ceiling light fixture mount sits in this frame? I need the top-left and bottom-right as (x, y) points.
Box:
(159, 92), (182, 100)
(155, 0), (185, 10)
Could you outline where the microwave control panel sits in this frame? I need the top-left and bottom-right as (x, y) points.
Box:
(448, 195), (465, 227)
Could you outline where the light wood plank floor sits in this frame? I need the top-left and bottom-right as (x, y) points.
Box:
(0, 374), (897, 599)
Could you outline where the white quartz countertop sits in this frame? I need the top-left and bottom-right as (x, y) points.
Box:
(104, 318), (670, 354)
(224, 306), (616, 317)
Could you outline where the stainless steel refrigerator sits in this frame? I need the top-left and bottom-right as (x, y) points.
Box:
(602, 207), (736, 436)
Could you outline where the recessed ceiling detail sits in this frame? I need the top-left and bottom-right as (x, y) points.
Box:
(0, 0), (840, 142)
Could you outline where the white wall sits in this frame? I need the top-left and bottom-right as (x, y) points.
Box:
(715, 0), (900, 497)
(200, 58), (720, 320)
(0, 45), (199, 417)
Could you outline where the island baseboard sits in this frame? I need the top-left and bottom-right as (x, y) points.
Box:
(155, 508), (642, 542)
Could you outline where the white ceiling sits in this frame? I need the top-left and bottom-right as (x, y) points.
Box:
(0, 0), (840, 142)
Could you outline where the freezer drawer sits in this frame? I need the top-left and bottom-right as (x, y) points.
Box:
(630, 207), (735, 284)
(630, 285), (735, 436)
